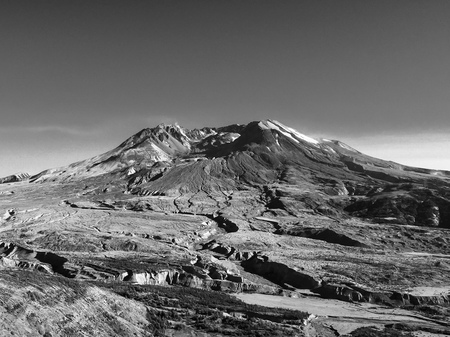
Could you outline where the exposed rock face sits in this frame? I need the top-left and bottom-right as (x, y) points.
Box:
(390, 291), (450, 306)
(313, 283), (450, 307)
(313, 283), (365, 302)
(0, 240), (278, 295)
(345, 186), (450, 227)
(417, 200), (440, 227)
(214, 214), (240, 233)
(275, 227), (366, 247)
(122, 269), (203, 287)
(4, 237), (447, 306)
(201, 240), (237, 257)
(241, 254), (321, 289)
(0, 173), (29, 184)
(1, 209), (16, 221)
(0, 241), (71, 275)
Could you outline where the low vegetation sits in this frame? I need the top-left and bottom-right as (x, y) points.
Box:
(101, 282), (309, 336)
(345, 326), (415, 337)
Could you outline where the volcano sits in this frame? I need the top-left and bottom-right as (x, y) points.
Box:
(1, 120), (450, 336)
(30, 119), (450, 227)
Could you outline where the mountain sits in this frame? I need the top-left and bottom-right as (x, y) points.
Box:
(30, 119), (450, 227)
(1, 120), (450, 336)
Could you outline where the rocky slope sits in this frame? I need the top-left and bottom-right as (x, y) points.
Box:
(30, 119), (450, 228)
(0, 172), (30, 184)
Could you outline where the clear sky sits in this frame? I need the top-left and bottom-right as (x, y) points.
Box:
(1, 0), (449, 177)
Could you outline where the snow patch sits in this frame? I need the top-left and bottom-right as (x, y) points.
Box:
(229, 134), (240, 142)
(266, 120), (300, 144)
(258, 121), (270, 130)
(259, 120), (319, 146)
(338, 142), (358, 152)
(324, 147), (337, 154)
(275, 122), (319, 145)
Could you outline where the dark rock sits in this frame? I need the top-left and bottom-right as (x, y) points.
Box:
(313, 283), (365, 302)
(241, 255), (320, 289)
(214, 215), (240, 233)
(275, 227), (365, 247)
(0, 173), (30, 184)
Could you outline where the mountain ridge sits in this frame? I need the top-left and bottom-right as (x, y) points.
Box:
(25, 119), (450, 228)
(29, 119), (450, 184)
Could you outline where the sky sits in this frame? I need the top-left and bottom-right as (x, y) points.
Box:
(0, 0), (449, 176)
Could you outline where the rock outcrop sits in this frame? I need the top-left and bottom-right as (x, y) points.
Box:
(241, 254), (321, 290)
(313, 283), (450, 307)
(0, 173), (30, 184)
(274, 226), (366, 247)
(345, 186), (450, 227)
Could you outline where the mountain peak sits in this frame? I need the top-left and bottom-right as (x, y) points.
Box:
(154, 122), (181, 130)
(29, 119), (450, 189)
(257, 119), (320, 146)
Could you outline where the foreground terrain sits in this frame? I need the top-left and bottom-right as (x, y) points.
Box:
(1, 120), (450, 336)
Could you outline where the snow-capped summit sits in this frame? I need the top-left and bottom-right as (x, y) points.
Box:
(258, 119), (320, 146)
(29, 120), (450, 191)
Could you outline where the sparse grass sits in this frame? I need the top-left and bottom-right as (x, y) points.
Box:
(0, 269), (88, 305)
(403, 304), (450, 321)
(345, 326), (415, 337)
(100, 282), (308, 336)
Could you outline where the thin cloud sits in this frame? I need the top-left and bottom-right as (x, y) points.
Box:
(339, 131), (450, 171)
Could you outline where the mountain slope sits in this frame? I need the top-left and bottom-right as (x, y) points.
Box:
(28, 119), (450, 227)
(31, 120), (448, 184)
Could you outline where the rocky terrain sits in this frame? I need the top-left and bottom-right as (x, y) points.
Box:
(1, 119), (450, 336)
(0, 172), (30, 184)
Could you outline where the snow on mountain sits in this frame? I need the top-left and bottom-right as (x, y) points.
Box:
(28, 119), (450, 188)
(258, 120), (320, 146)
